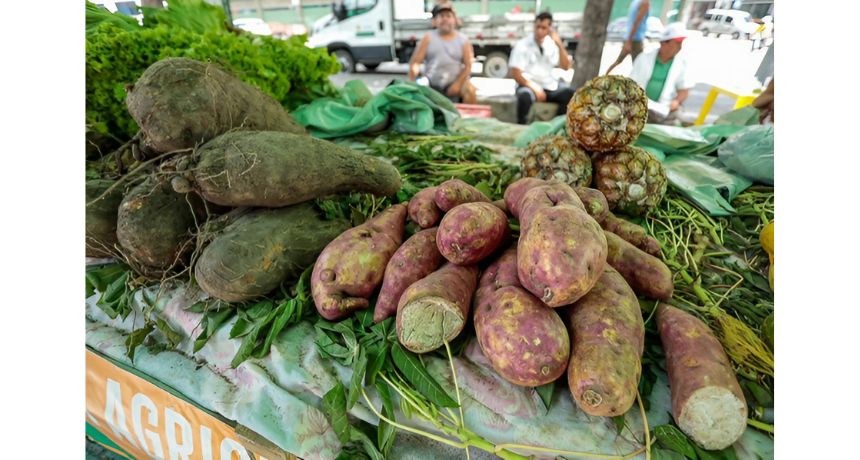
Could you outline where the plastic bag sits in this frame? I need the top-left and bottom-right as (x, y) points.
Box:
(714, 105), (761, 126)
(635, 124), (746, 156)
(512, 114), (567, 147)
(718, 125), (774, 185)
(663, 155), (753, 216)
(292, 80), (460, 138)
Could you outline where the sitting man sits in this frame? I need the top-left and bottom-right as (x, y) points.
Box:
(408, 2), (477, 104)
(629, 22), (694, 125)
(509, 11), (574, 124)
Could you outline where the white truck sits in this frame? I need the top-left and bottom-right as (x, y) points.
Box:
(306, 0), (582, 78)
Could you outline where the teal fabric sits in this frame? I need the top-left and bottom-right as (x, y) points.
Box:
(664, 155), (753, 216)
(292, 80), (461, 139)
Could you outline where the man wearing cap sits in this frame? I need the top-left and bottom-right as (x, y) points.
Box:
(629, 22), (694, 125)
(508, 12), (574, 125)
(408, 2), (477, 104)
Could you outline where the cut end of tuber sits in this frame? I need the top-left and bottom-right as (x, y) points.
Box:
(399, 296), (465, 354)
(678, 386), (748, 450)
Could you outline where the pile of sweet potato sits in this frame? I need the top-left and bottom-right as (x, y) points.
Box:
(310, 177), (748, 450)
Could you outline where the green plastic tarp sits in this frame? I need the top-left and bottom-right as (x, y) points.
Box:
(292, 80), (461, 139)
(663, 155), (753, 216)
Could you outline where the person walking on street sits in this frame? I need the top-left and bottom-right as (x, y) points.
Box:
(408, 2), (477, 103)
(509, 12), (574, 124)
(605, 0), (650, 75)
(628, 23), (693, 125)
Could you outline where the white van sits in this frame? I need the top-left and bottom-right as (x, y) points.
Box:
(698, 9), (758, 40)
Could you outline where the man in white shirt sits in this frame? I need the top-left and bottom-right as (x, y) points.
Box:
(508, 12), (574, 124)
(628, 22), (694, 124)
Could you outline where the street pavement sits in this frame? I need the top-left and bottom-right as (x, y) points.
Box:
(329, 31), (772, 125)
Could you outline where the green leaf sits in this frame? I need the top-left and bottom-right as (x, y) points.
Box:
(231, 325), (262, 368)
(375, 380), (397, 454)
(535, 382), (554, 412)
(654, 424), (698, 459)
(315, 328), (353, 364)
(244, 300), (274, 321)
(612, 415), (626, 436)
(252, 300), (296, 359)
(155, 318), (183, 349)
(101, 271), (128, 304)
(390, 343), (459, 408)
(652, 448), (687, 460)
(742, 379), (773, 407)
(322, 382), (350, 444)
(125, 322), (155, 361)
(347, 348), (368, 410)
(348, 426), (384, 460)
(229, 317), (255, 339)
(694, 444), (738, 460)
(741, 269), (772, 294)
(364, 342), (389, 386)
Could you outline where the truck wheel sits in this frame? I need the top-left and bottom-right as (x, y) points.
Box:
(701, 28), (709, 37)
(732, 31), (741, 40)
(483, 51), (509, 78)
(333, 49), (355, 73)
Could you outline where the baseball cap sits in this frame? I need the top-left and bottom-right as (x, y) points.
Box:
(432, 2), (456, 17)
(660, 22), (688, 42)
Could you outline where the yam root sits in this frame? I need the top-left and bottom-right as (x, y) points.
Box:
(396, 263), (479, 353)
(188, 130), (402, 208)
(126, 57), (305, 153)
(86, 179), (124, 258)
(567, 267), (644, 416)
(195, 203), (350, 303)
(312, 204), (407, 321)
(503, 177), (546, 219)
(116, 177), (205, 270)
(657, 305), (748, 450)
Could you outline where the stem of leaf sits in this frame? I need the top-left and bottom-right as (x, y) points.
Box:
(747, 418), (774, 433)
(360, 388), (466, 449)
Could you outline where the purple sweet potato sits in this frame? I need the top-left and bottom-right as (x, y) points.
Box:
(408, 187), (442, 228)
(374, 228), (444, 323)
(396, 263), (479, 353)
(491, 199), (508, 215)
(517, 182), (585, 235)
(503, 177), (546, 219)
(567, 267), (644, 416)
(573, 187), (610, 223)
(601, 213), (661, 256)
(517, 204), (607, 308)
(312, 204), (407, 321)
(474, 248), (570, 386)
(434, 179), (491, 212)
(437, 202), (509, 265)
(657, 305), (748, 450)
(605, 231), (673, 300)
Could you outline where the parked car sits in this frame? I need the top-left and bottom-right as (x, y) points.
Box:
(91, 0), (144, 24)
(697, 9), (758, 40)
(606, 16), (665, 42)
(233, 17), (273, 36)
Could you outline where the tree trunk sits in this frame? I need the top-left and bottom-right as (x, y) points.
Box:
(572, 0), (615, 90)
(141, 0), (163, 8)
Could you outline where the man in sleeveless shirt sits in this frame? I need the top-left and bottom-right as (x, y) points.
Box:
(605, 0), (650, 76)
(509, 12), (574, 124)
(408, 2), (477, 104)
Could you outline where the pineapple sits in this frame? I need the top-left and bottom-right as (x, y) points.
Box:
(592, 145), (667, 216)
(567, 75), (648, 153)
(520, 135), (593, 187)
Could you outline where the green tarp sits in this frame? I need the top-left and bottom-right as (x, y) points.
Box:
(292, 80), (460, 139)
